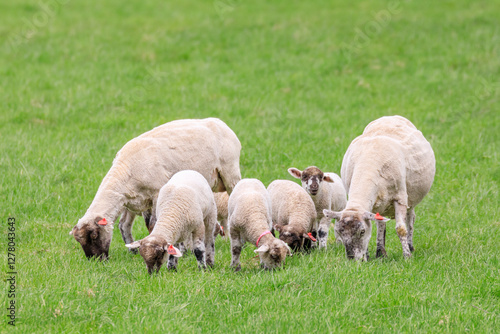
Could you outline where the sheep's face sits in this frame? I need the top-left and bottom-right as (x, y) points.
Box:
(288, 166), (334, 196)
(325, 210), (372, 261)
(275, 224), (310, 251)
(71, 217), (113, 260)
(126, 237), (182, 274)
(255, 239), (292, 269)
(138, 238), (170, 274)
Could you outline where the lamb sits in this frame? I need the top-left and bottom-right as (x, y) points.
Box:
(228, 179), (292, 271)
(267, 180), (317, 251)
(288, 166), (347, 249)
(323, 115), (435, 260)
(125, 170), (217, 274)
(213, 192), (229, 238)
(70, 118), (241, 259)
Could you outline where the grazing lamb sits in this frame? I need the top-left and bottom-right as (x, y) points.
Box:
(323, 115), (435, 261)
(267, 180), (317, 251)
(213, 192), (229, 238)
(125, 170), (217, 274)
(71, 118), (241, 259)
(288, 166), (347, 249)
(228, 179), (292, 271)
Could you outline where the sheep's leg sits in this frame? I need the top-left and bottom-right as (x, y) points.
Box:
(317, 217), (331, 249)
(146, 197), (158, 233)
(406, 207), (416, 253)
(204, 212), (217, 268)
(219, 163), (241, 195)
(193, 225), (207, 270)
(376, 220), (387, 258)
(119, 210), (137, 253)
(394, 201), (411, 258)
(230, 228), (243, 272)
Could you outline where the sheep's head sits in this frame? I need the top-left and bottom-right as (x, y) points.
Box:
(254, 238), (292, 270)
(70, 216), (113, 260)
(288, 166), (334, 196)
(324, 209), (389, 261)
(274, 224), (314, 251)
(126, 237), (182, 274)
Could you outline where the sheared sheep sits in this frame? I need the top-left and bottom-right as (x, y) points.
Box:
(228, 179), (292, 271)
(71, 118), (241, 259)
(288, 166), (347, 248)
(125, 170), (217, 274)
(267, 180), (317, 251)
(324, 115), (435, 260)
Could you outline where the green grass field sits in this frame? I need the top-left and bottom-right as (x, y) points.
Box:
(1, 0), (499, 332)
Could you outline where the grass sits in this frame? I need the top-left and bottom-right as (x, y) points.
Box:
(1, 0), (499, 332)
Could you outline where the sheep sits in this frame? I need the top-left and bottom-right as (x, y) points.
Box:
(228, 179), (292, 271)
(288, 166), (347, 249)
(70, 118), (241, 260)
(323, 115), (435, 261)
(267, 180), (317, 251)
(125, 170), (217, 274)
(213, 192), (229, 238)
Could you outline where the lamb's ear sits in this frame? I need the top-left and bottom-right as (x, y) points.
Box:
(126, 240), (141, 250)
(288, 167), (302, 179)
(254, 244), (270, 254)
(283, 242), (293, 257)
(165, 244), (183, 258)
(323, 174), (335, 183)
(323, 209), (342, 220)
(364, 212), (390, 223)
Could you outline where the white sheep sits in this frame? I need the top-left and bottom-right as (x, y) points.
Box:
(288, 166), (347, 249)
(228, 179), (292, 271)
(267, 180), (317, 251)
(125, 170), (217, 274)
(324, 115), (435, 260)
(71, 118), (241, 259)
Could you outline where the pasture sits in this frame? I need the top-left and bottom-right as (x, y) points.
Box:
(1, 0), (499, 332)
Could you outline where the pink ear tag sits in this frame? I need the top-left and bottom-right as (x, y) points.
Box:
(307, 232), (317, 242)
(97, 218), (107, 226)
(167, 245), (176, 255)
(375, 213), (384, 221)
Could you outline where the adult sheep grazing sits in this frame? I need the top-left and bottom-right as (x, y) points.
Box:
(125, 170), (217, 274)
(267, 180), (317, 251)
(324, 115), (435, 260)
(70, 118), (241, 259)
(287, 166), (347, 248)
(228, 179), (292, 271)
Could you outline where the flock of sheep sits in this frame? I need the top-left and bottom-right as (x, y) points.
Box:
(70, 116), (436, 273)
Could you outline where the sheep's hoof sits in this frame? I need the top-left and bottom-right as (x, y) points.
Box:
(376, 248), (387, 258)
(232, 264), (241, 272)
(409, 244), (415, 253)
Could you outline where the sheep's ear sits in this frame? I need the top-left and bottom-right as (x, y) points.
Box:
(303, 232), (317, 242)
(284, 242), (293, 257)
(165, 244), (183, 258)
(364, 212), (390, 223)
(254, 244), (270, 254)
(126, 240), (141, 250)
(288, 168), (302, 179)
(94, 217), (108, 226)
(323, 209), (342, 220)
(323, 174), (335, 183)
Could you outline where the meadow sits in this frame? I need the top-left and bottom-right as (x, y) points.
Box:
(1, 0), (499, 332)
